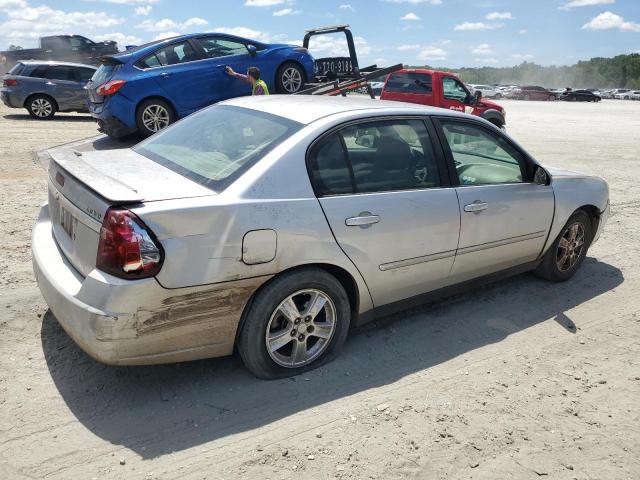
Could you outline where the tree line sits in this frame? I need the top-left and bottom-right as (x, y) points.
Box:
(408, 53), (640, 89)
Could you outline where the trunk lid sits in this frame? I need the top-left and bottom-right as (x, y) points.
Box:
(46, 146), (214, 277)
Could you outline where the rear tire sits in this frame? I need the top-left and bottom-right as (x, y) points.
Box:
(535, 210), (592, 282)
(238, 268), (351, 379)
(136, 98), (175, 137)
(26, 94), (56, 120)
(549, 95), (556, 101)
(523, 94), (530, 101)
(276, 62), (305, 94)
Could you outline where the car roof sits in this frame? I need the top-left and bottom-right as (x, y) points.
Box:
(220, 95), (467, 125)
(108, 32), (270, 63)
(17, 60), (96, 69)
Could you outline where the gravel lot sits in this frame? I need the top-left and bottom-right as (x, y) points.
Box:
(1, 100), (639, 480)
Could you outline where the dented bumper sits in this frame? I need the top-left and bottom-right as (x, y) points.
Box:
(32, 204), (270, 365)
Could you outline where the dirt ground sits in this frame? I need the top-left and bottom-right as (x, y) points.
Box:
(0, 99), (639, 480)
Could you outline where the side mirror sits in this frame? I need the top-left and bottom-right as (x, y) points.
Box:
(534, 166), (550, 185)
(247, 44), (257, 56)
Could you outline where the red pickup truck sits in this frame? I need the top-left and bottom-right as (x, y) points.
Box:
(380, 68), (506, 129)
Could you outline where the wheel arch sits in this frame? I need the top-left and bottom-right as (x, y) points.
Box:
(234, 262), (362, 343)
(275, 60), (307, 87)
(24, 92), (58, 111)
(135, 95), (178, 119)
(575, 204), (601, 242)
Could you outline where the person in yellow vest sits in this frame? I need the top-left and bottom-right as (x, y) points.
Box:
(224, 66), (269, 96)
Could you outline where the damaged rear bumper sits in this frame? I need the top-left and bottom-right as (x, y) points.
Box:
(32, 204), (269, 365)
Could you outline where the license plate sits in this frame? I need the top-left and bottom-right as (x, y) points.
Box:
(314, 57), (354, 76)
(60, 206), (75, 240)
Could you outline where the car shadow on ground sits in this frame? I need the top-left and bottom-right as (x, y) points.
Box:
(2, 113), (95, 122)
(41, 258), (623, 460)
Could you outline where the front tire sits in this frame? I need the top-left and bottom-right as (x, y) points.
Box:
(26, 94), (56, 119)
(276, 62), (305, 94)
(136, 98), (175, 137)
(238, 268), (351, 379)
(535, 210), (592, 282)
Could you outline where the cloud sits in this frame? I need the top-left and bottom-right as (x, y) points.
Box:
(306, 34), (370, 56)
(401, 12), (420, 21)
(93, 32), (143, 48)
(417, 46), (447, 61)
(485, 11), (514, 20)
(519, 29), (528, 34)
(384, 0), (442, 4)
(0, 3), (123, 45)
(153, 31), (181, 41)
(339, 4), (354, 11)
(454, 21), (503, 31)
(273, 8), (300, 16)
(244, 0), (285, 6)
(102, 0), (158, 4)
(210, 26), (272, 42)
(475, 58), (498, 64)
(582, 11), (640, 32)
(134, 6), (152, 16)
(471, 43), (493, 55)
(511, 53), (535, 60)
(397, 44), (421, 50)
(0, 0), (26, 9)
(137, 17), (207, 32)
(560, 0), (614, 10)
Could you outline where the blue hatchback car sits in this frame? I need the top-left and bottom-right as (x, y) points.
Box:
(86, 33), (315, 137)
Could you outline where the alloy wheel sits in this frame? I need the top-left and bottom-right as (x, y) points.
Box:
(556, 222), (585, 272)
(142, 104), (170, 132)
(282, 67), (302, 93)
(265, 289), (337, 368)
(31, 98), (52, 118)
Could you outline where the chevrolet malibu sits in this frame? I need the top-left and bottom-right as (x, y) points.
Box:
(32, 96), (609, 379)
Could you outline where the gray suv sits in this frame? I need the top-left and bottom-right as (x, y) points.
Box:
(1, 61), (95, 119)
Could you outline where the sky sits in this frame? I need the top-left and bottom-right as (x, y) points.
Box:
(0, 0), (639, 68)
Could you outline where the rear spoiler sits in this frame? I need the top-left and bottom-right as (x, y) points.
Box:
(99, 55), (126, 65)
(45, 146), (143, 203)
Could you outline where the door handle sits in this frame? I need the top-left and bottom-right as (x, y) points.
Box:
(464, 201), (488, 213)
(160, 72), (172, 78)
(345, 214), (380, 227)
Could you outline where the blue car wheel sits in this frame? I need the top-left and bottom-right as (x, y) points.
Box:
(276, 62), (305, 94)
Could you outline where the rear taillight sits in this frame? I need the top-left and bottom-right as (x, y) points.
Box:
(3, 79), (18, 87)
(96, 79), (126, 96)
(96, 208), (163, 279)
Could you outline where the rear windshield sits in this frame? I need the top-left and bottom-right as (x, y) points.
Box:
(8, 63), (24, 75)
(92, 63), (120, 84)
(134, 105), (302, 191)
(385, 72), (432, 94)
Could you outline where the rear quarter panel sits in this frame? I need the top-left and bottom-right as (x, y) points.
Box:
(132, 119), (375, 314)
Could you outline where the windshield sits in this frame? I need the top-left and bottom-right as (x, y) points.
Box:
(134, 105), (302, 191)
(91, 63), (120, 84)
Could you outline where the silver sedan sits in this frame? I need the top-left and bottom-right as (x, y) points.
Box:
(32, 96), (609, 378)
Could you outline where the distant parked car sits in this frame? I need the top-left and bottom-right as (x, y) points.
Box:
(369, 81), (385, 96)
(560, 89), (602, 102)
(515, 86), (557, 101)
(469, 84), (502, 99)
(87, 33), (315, 138)
(612, 89), (632, 99)
(629, 91), (640, 101)
(1, 61), (96, 119)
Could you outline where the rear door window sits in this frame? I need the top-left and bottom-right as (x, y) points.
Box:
(308, 134), (353, 196)
(385, 72), (432, 93)
(92, 63), (120, 83)
(195, 37), (248, 59)
(48, 66), (79, 82)
(153, 41), (199, 66)
(28, 65), (50, 78)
